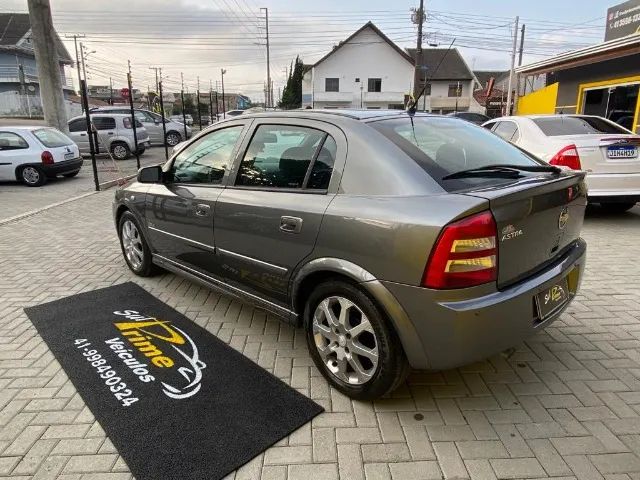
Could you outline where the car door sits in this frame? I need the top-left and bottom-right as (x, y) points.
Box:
(68, 118), (90, 153)
(214, 119), (346, 306)
(0, 131), (32, 180)
(144, 122), (249, 276)
(91, 116), (117, 151)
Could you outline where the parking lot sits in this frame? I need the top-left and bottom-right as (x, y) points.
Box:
(1, 180), (640, 479)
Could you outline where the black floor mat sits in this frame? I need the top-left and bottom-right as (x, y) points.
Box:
(25, 282), (323, 480)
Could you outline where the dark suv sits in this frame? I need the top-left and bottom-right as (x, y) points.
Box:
(114, 110), (587, 399)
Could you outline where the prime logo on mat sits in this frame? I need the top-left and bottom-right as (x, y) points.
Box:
(25, 282), (323, 480)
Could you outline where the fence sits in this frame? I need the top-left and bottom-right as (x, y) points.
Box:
(0, 92), (82, 119)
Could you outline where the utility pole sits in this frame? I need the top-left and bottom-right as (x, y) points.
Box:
(221, 68), (226, 119)
(180, 72), (187, 138)
(127, 60), (140, 170)
(149, 67), (159, 93)
(518, 24), (526, 67)
(214, 83), (219, 121)
(505, 16), (519, 116)
(109, 76), (113, 105)
(197, 76), (202, 130)
(27, 0), (68, 131)
(209, 79), (214, 124)
(412, 0), (425, 102)
(158, 72), (168, 160)
(65, 34), (85, 96)
(260, 7), (271, 108)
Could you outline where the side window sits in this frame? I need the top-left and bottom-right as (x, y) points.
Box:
(236, 124), (333, 189)
(92, 117), (116, 130)
(493, 121), (519, 142)
(135, 111), (154, 123)
(169, 126), (243, 184)
(482, 121), (495, 130)
(0, 132), (28, 150)
(69, 118), (87, 132)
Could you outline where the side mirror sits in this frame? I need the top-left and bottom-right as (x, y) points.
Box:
(137, 165), (162, 183)
(154, 119), (161, 125)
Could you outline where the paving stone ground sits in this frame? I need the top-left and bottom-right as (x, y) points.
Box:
(0, 192), (639, 480)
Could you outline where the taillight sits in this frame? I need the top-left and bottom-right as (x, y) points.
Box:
(423, 211), (498, 289)
(549, 144), (581, 170)
(123, 117), (132, 129)
(41, 151), (54, 165)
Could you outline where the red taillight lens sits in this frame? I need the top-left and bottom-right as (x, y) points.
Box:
(423, 211), (498, 289)
(549, 144), (581, 170)
(41, 151), (54, 165)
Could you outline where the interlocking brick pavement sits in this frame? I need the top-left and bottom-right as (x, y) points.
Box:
(0, 193), (639, 479)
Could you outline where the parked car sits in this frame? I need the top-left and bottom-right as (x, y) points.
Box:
(92, 107), (192, 146)
(114, 110), (587, 399)
(447, 111), (491, 125)
(184, 114), (194, 126)
(68, 114), (150, 160)
(483, 114), (640, 212)
(0, 126), (82, 187)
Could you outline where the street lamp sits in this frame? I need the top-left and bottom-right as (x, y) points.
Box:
(221, 68), (226, 119)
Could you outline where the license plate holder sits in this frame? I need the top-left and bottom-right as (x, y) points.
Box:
(535, 277), (570, 321)
(64, 152), (75, 160)
(607, 145), (638, 159)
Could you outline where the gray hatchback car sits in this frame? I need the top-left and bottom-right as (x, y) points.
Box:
(113, 110), (588, 399)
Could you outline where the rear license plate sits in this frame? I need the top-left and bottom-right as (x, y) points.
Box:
(607, 145), (638, 159)
(64, 152), (75, 160)
(536, 277), (569, 320)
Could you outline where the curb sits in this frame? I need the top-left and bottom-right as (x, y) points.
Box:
(0, 191), (98, 226)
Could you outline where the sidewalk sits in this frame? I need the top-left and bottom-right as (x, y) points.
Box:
(1, 193), (640, 479)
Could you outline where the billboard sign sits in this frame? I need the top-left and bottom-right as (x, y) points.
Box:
(605, 0), (640, 41)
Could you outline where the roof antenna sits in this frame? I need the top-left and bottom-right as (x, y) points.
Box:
(407, 38), (456, 116)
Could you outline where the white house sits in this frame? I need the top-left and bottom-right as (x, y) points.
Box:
(302, 22), (414, 110)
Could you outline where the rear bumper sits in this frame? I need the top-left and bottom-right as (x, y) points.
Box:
(41, 157), (83, 176)
(587, 172), (640, 201)
(378, 239), (587, 370)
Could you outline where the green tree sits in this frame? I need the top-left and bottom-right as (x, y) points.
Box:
(279, 56), (304, 110)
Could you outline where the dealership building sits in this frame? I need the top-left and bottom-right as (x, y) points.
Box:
(516, 0), (640, 134)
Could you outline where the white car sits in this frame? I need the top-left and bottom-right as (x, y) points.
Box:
(68, 114), (150, 160)
(483, 114), (640, 212)
(0, 126), (81, 187)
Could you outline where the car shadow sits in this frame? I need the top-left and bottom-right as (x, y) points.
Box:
(583, 203), (640, 223)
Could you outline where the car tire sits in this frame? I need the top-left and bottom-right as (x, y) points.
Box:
(118, 211), (159, 276)
(137, 146), (146, 155)
(111, 142), (131, 160)
(19, 165), (47, 187)
(63, 170), (80, 178)
(304, 279), (409, 400)
(600, 202), (636, 213)
(165, 131), (181, 147)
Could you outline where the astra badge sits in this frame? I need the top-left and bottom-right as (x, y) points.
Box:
(501, 224), (523, 242)
(558, 207), (569, 230)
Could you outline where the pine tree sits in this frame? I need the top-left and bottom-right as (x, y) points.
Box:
(279, 56), (304, 110)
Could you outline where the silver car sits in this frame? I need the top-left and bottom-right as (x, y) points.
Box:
(113, 110), (587, 399)
(93, 107), (192, 146)
(68, 113), (150, 160)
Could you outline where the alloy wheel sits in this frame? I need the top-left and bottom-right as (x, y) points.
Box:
(113, 144), (128, 159)
(22, 166), (40, 185)
(312, 296), (379, 385)
(121, 219), (144, 270)
(166, 133), (180, 146)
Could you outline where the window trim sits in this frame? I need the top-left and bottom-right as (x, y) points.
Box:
(0, 131), (29, 150)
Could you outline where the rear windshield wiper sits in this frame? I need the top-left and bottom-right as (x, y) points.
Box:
(442, 164), (561, 181)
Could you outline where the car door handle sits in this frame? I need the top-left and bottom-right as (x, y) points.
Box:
(107, 132), (114, 135)
(280, 216), (302, 233)
(79, 133), (86, 136)
(194, 204), (211, 217)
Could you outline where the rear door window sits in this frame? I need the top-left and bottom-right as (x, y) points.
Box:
(236, 124), (335, 190)
(533, 116), (629, 135)
(493, 121), (519, 142)
(92, 117), (116, 130)
(370, 116), (543, 193)
(0, 132), (28, 150)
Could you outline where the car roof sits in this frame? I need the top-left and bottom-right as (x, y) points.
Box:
(69, 113), (132, 121)
(0, 125), (52, 131)
(223, 109), (441, 123)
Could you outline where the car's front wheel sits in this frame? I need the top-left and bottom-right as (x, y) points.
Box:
(118, 212), (158, 276)
(600, 202), (636, 213)
(304, 279), (408, 400)
(166, 131), (181, 146)
(19, 165), (47, 187)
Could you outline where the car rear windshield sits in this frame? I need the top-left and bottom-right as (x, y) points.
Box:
(32, 128), (73, 148)
(371, 116), (543, 192)
(533, 116), (629, 136)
